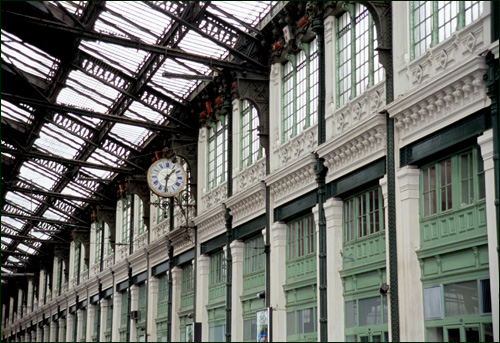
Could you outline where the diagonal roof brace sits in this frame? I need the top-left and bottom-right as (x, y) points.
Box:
(1, 211), (89, 229)
(2, 184), (102, 204)
(1, 146), (136, 175)
(5, 11), (270, 75)
(1, 93), (192, 135)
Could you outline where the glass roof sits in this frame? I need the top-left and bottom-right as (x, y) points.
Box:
(1, 1), (278, 274)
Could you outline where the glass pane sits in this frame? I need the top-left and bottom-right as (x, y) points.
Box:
(465, 327), (479, 342)
(444, 281), (479, 317)
(483, 323), (494, 342)
(287, 311), (295, 336)
(359, 296), (382, 326)
(427, 327), (444, 342)
(424, 286), (443, 319)
(299, 308), (315, 334)
(480, 279), (491, 314)
(447, 328), (461, 342)
(345, 300), (357, 328)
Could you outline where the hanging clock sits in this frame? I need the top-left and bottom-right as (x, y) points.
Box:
(147, 158), (187, 197)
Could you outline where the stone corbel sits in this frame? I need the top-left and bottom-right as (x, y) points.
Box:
(234, 77), (270, 155)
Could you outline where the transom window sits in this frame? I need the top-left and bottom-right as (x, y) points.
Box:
(207, 116), (228, 190)
(244, 235), (265, 275)
(209, 251), (226, 286)
(420, 147), (485, 218)
(282, 39), (318, 142)
(287, 214), (315, 261)
(344, 187), (384, 243)
(411, 1), (483, 59)
(241, 100), (264, 169)
(337, 4), (384, 107)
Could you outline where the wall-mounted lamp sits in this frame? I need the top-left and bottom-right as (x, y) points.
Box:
(379, 283), (390, 295)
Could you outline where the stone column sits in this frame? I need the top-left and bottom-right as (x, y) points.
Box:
(99, 299), (108, 342)
(196, 254), (210, 342)
(395, 166), (424, 341)
(111, 293), (122, 342)
(36, 325), (42, 342)
(323, 197), (344, 341)
(2, 303), (6, 328)
(58, 316), (66, 342)
(49, 321), (57, 342)
(9, 297), (14, 325)
(65, 313), (73, 342)
(230, 240), (244, 342)
(130, 284), (139, 340)
(270, 221), (287, 342)
(148, 276), (159, 342)
(170, 266), (182, 342)
(478, 129), (499, 341)
(17, 289), (23, 319)
(87, 304), (95, 341)
(76, 309), (84, 341)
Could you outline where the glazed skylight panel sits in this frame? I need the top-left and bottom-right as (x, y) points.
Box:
(214, 1), (276, 26)
(5, 192), (41, 216)
(1, 101), (34, 125)
(124, 101), (165, 123)
(35, 125), (84, 160)
(1, 30), (59, 82)
(110, 123), (150, 147)
(48, 1), (87, 17)
(19, 162), (58, 192)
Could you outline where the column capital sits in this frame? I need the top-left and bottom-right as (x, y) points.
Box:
(271, 221), (287, 243)
(230, 240), (245, 259)
(478, 129), (494, 170)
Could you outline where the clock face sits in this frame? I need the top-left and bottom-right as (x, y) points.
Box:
(147, 159), (187, 197)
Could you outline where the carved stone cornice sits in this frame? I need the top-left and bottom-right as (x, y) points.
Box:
(233, 158), (266, 194)
(195, 205), (226, 243)
(318, 115), (386, 183)
(388, 56), (488, 146)
(273, 124), (318, 172)
(201, 183), (227, 212)
(127, 247), (147, 275)
(167, 226), (195, 255)
(225, 181), (266, 228)
(266, 153), (317, 208)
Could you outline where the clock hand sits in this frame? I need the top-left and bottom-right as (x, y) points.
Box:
(164, 168), (176, 186)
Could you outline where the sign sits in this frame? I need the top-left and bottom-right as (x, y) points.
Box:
(256, 308), (272, 342)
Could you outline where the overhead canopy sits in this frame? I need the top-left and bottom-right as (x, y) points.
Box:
(1, 1), (278, 278)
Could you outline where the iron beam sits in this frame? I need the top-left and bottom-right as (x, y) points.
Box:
(1, 212), (88, 228)
(2, 184), (102, 204)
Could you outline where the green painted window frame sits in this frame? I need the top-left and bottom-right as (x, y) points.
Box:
(344, 295), (388, 341)
(244, 235), (265, 275)
(286, 214), (315, 261)
(420, 146), (485, 219)
(343, 186), (385, 243)
(120, 291), (128, 329)
(423, 278), (492, 342)
(209, 251), (226, 286)
(92, 304), (99, 340)
(281, 39), (318, 143)
(410, 1), (484, 59)
(207, 116), (228, 190)
(208, 324), (225, 342)
(74, 242), (81, 279)
(157, 273), (169, 317)
(137, 282), (147, 326)
(240, 100), (264, 169)
(122, 195), (132, 244)
(336, 4), (384, 108)
(181, 263), (194, 295)
(136, 196), (145, 236)
(286, 307), (318, 341)
(104, 299), (113, 340)
(105, 223), (113, 256)
(95, 222), (102, 265)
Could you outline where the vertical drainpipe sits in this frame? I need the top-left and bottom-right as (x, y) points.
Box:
(483, 51), (499, 301)
(167, 199), (174, 342)
(224, 99), (233, 342)
(312, 16), (328, 343)
(145, 254), (149, 342)
(96, 283), (102, 343)
(126, 265), (132, 343)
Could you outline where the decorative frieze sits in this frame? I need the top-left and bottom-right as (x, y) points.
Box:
(152, 219), (169, 241)
(134, 231), (148, 251)
(195, 206), (226, 243)
(234, 158), (266, 194)
(267, 153), (317, 207)
(274, 124), (318, 171)
(167, 226), (195, 255)
(226, 182), (266, 228)
(201, 183), (227, 212)
(331, 82), (386, 136)
(399, 17), (485, 95)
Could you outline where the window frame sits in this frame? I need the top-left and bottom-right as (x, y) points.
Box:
(281, 39), (318, 143)
(286, 214), (315, 262)
(209, 250), (226, 286)
(207, 116), (228, 190)
(410, 1), (484, 60)
(243, 235), (265, 275)
(336, 4), (384, 108)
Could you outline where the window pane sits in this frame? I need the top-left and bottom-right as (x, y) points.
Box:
(359, 296), (382, 326)
(483, 323), (494, 342)
(424, 286), (443, 319)
(345, 300), (357, 328)
(427, 327), (444, 342)
(444, 281), (479, 316)
(287, 311), (296, 336)
(480, 278), (491, 314)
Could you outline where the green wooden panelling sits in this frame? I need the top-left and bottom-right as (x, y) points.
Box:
(342, 269), (387, 298)
(342, 232), (386, 272)
(286, 255), (317, 286)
